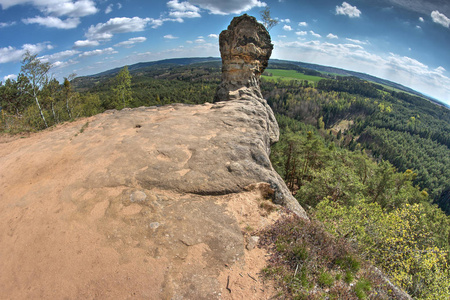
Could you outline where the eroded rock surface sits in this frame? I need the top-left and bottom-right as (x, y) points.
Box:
(215, 14), (273, 103)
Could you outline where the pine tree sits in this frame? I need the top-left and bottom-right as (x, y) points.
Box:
(112, 66), (132, 109)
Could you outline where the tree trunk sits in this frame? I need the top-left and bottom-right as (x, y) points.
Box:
(34, 95), (48, 128)
(66, 96), (72, 119)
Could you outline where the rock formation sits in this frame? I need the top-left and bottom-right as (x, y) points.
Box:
(0, 15), (306, 299)
(215, 14), (273, 103)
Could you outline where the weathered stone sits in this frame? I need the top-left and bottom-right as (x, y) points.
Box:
(246, 236), (260, 250)
(214, 14), (273, 103)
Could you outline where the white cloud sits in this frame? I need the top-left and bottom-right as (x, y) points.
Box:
(167, 0), (201, 19)
(44, 0), (98, 17)
(73, 39), (100, 47)
(298, 21), (308, 27)
(431, 10), (450, 28)
(0, 21), (16, 28)
(309, 30), (321, 38)
(345, 38), (368, 45)
(1, 0), (98, 17)
(164, 34), (178, 39)
(114, 37), (147, 47)
(283, 25), (292, 31)
(296, 31), (307, 36)
(85, 17), (155, 41)
(208, 33), (219, 38)
(105, 4), (113, 14)
(278, 35), (287, 38)
(435, 66), (446, 74)
(3, 1), (97, 30)
(79, 47), (117, 57)
(22, 16), (80, 29)
(52, 59), (78, 69)
(195, 38), (205, 43)
(39, 49), (80, 63)
(281, 18), (290, 23)
(273, 39), (450, 104)
(327, 33), (338, 39)
(336, 2), (361, 18)
(117, 3), (122, 9)
(188, 0), (266, 15)
(3, 74), (17, 81)
(419, 17), (424, 22)
(416, 25), (421, 29)
(0, 43), (52, 63)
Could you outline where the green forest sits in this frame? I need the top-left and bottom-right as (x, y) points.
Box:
(1, 55), (450, 298)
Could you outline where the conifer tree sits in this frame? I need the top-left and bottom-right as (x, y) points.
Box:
(112, 66), (132, 109)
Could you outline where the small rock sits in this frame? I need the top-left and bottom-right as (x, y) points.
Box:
(130, 190), (147, 202)
(246, 236), (260, 250)
(149, 222), (160, 229)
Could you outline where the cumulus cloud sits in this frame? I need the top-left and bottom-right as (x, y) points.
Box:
(0, 0), (98, 17)
(50, 59), (79, 69)
(298, 21), (308, 26)
(208, 33), (219, 38)
(419, 17), (424, 22)
(167, 0), (201, 19)
(327, 33), (338, 39)
(73, 39), (100, 48)
(3, 74), (17, 81)
(188, 0), (266, 15)
(46, 0), (97, 17)
(0, 43), (52, 63)
(85, 17), (156, 42)
(280, 18), (290, 23)
(39, 49), (80, 63)
(296, 31), (307, 36)
(22, 16), (80, 29)
(79, 47), (117, 57)
(431, 10), (450, 28)
(164, 34), (178, 39)
(3, 0), (98, 29)
(336, 2), (361, 18)
(114, 37), (147, 47)
(283, 25), (292, 31)
(309, 30), (321, 38)
(195, 38), (205, 43)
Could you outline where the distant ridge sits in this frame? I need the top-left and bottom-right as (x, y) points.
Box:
(90, 57), (220, 77)
(81, 57), (447, 108)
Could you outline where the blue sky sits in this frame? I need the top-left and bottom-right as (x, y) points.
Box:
(1, 0), (449, 105)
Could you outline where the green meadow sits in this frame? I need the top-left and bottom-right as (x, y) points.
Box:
(262, 68), (324, 83)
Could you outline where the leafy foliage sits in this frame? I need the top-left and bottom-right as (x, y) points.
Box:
(270, 107), (450, 299)
(261, 73), (450, 214)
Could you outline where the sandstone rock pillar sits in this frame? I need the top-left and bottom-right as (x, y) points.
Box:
(214, 14), (273, 102)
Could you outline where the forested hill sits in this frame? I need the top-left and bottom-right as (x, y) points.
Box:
(72, 56), (445, 108)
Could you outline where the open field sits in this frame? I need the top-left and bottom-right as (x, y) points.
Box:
(262, 69), (324, 83)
